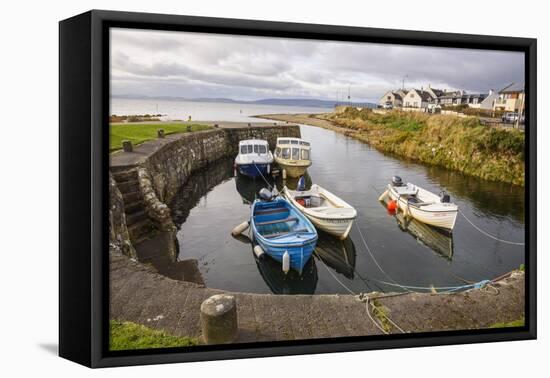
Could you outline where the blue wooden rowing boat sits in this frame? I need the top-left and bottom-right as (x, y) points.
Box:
(250, 196), (318, 274)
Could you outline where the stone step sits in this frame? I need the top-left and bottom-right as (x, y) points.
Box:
(117, 180), (140, 194)
(127, 219), (156, 243)
(122, 190), (142, 204)
(126, 209), (149, 226)
(125, 200), (145, 215)
(112, 168), (138, 183)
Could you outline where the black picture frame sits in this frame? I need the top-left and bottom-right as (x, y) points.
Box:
(59, 9), (537, 368)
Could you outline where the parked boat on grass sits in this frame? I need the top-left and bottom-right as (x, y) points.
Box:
(273, 137), (312, 178)
(234, 139), (273, 178)
(283, 183), (357, 240)
(250, 189), (318, 274)
(382, 176), (458, 232)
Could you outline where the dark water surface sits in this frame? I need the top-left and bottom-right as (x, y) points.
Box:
(170, 125), (525, 294)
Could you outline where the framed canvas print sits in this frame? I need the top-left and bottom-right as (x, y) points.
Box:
(59, 10), (536, 368)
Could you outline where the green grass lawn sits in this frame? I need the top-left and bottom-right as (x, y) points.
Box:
(110, 320), (199, 351)
(110, 123), (211, 151)
(489, 317), (525, 329)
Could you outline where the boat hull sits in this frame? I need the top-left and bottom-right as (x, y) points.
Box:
(301, 212), (354, 240)
(283, 185), (357, 240)
(274, 158), (311, 178)
(236, 162), (270, 178)
(388, 187), (458, 231)
(251, 198), (318, 273)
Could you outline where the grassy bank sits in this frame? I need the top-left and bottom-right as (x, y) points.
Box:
(110, 320), (199, 350)
(326, 108), (525, 186)
(110, 123), (211, 151)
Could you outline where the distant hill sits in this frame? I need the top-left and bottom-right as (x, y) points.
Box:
(113, 94), (376, 109)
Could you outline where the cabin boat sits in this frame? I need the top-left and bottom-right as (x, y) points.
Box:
(273, 137), (312, 178)
(250, 191), (318, 274)
(284, 184), (357, 240)
(385, 176), (458, 232)
(234, 139), (273, 178)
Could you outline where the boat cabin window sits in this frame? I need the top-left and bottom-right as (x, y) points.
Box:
(300, 141), (310, 146)
(292, 147), (300, 160)
(258, 145), (267, 154)
(301, 149), (310, 160)
(281, 147), (290, 159)
(291, 140), (299, 144)
(278, 139), (289, 145)
(253, 145), (259, 153)
(275, 147), (281, 156)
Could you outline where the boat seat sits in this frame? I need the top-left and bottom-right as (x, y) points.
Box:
(263, 228), (308, 239)
(254, 207), (288, 216)
(394, 185), (418, 196)
(256, 217), (298, 226)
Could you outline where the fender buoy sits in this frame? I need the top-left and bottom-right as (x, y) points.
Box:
(282, 251), (290, 274)
(231, 221), (250, 236)
(387, 200), (397, 213)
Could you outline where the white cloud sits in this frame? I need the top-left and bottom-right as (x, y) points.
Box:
(110, 28), (524, 102)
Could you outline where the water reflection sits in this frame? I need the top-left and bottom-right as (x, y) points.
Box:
(231, 232), (318, 294)
(314, 231), (357, 279)
(171, 158), (235, 227)
(382, 200), (454, 261)
(424, 165), (524, 223)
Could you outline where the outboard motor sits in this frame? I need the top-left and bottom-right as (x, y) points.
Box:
(297, 176), (306, 192)
(392, 175), (404, 187)
(440, 191), (451, 203)
(258, 188), (274, 201)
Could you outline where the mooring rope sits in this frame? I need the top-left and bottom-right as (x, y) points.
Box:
(458, 209), (525, 246)
(317, 256), (404, 334)
(252, 162), (274, 191)
(353, 222), (414, 293)
(353, 220), (496, 294)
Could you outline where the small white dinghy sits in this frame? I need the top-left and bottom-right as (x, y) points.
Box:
(283, 183), (357, 240)
(383, 176), (458, 232)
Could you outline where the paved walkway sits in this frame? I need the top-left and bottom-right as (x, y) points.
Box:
(110, 253), (525, 344)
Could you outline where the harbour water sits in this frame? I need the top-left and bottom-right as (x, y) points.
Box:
(168, 123), (525, 295)
(110, 97), (333, 122)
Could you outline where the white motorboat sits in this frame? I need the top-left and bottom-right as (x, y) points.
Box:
(283, 184), (357, 240)
(384, 176), (458, 232)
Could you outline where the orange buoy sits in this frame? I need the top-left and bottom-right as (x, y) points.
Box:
(387, 200), (397, 213)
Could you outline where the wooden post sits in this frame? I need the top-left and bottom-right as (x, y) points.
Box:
(157, 129), (165, 138)
(122, 140), (133, 152)
(200, 294), (238, 344)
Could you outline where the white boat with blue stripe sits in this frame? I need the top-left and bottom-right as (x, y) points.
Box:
(234, 139), (273, 178)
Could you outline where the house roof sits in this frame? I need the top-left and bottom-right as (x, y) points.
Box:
(428, 88), (445, 97)
(392, 91), (403, 100)
(411, 89), (435, 102)
(438, 91), (462, 99)
(500, 82), (524, 93)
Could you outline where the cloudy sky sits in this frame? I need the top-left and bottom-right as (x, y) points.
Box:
(110, 28), (524, 103)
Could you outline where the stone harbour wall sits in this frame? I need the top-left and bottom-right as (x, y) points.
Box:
(109, 125), (300, 255)
(143, 126), (300, 204)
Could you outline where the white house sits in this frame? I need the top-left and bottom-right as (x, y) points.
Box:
(469, 89), (498, 109)
(378, 90), (404, 108)
(403, 88), (435, 109)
